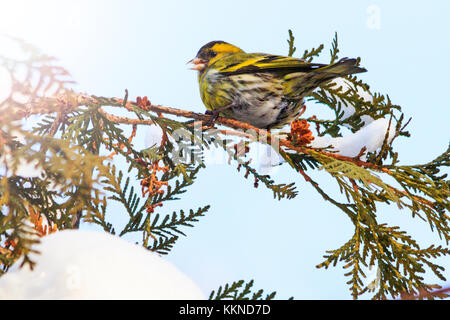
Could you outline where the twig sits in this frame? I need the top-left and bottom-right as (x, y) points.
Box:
(25, 94), (396, 175)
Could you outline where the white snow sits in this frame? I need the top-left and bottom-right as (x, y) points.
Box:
(0, 230), (205, 299)
(365, 265), (381, 290)
(0, 128), (45, 178)
(257, 118), (396, 170)
(259, 116), (396, 167)
(309, 118), (396, 160)
(144, 124), (164, 148)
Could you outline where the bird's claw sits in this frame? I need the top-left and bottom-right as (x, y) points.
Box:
(204, 110), (220, 128)
(204, 103), (234, 128)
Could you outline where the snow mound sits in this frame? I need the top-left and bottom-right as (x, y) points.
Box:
(310, 118), (396, 160)
(0, 230), (204, 299)
(145, 124), (165, 148)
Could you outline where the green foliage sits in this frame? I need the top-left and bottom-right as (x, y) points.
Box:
(329, 32), (339, 64)
(283, 33), (449, 299)
(287, 29), (296, 57)
(0, 39), (211, 270)
(209, 280), (277, 300)
(1, 33), (448, 300)
(0, 117), (109, 271)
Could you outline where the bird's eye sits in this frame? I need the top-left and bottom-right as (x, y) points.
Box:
(210, 51), (217, 58)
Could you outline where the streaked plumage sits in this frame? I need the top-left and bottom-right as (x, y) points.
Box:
(189, 41), (367, 129)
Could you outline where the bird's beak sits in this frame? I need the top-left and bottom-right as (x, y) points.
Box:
(187, 58), (207, 71)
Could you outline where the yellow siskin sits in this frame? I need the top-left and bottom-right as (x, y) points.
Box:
(189, 41), (367, 129)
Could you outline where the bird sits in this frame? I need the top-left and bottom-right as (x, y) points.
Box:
(188, 41), (367, 129)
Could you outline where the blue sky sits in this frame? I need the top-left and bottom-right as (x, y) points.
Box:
(1, 0), (449, 299)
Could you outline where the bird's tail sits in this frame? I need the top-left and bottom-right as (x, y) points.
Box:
(318, 57), (367, 77)
(284, 58), (367, 98)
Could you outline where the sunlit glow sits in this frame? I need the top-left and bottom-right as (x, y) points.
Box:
(1, 1), (84, 41)
(0, 65), (12, 104)
(0, 0), (93, 60)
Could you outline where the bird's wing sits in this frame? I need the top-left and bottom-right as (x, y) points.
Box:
(216, 54), (327, 75)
